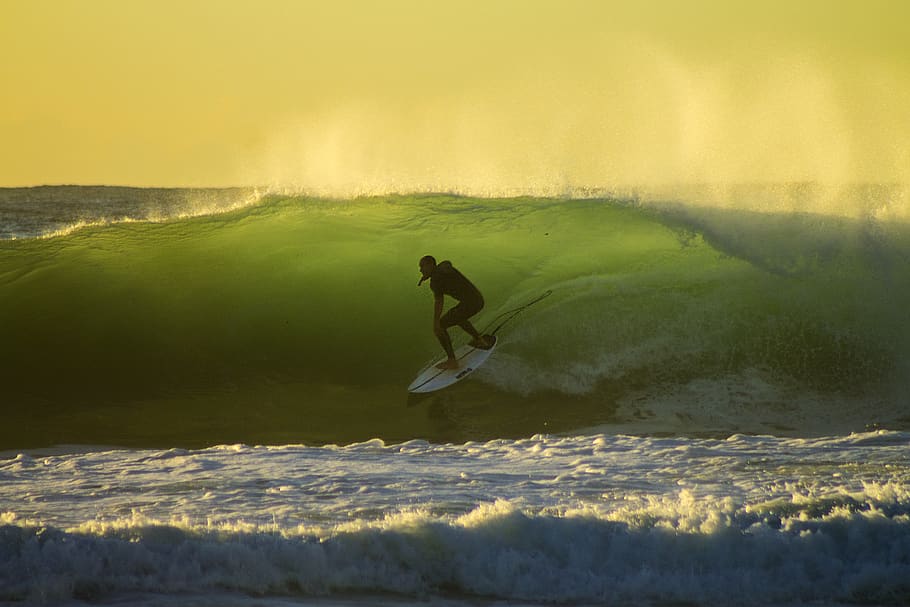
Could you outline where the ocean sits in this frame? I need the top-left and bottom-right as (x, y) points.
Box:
(1, 185), (909, 606)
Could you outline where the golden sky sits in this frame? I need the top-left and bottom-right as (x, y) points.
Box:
(2, 0), (908, 190)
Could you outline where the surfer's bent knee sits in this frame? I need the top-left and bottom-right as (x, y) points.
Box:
(440, 299), (482, 328)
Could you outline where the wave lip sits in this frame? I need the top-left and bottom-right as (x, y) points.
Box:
(0, 185), (265, 240)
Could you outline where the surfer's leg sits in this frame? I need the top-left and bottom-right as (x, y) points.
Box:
(435, 311), (459, 369)
(452, 300), (491, 349)
(434, 324), (457, 360)
(462, 321), (493, 349)
(440, 302), (491, 354)
(459, 319), (482, 341)
(434, 328), (459, 370)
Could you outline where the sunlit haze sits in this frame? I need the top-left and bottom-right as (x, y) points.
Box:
(2, 0), (908, 192)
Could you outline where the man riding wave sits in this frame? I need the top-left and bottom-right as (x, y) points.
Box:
(418, 255), (494, 370)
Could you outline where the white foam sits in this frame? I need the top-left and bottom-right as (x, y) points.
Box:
(1, 433), (908, 605)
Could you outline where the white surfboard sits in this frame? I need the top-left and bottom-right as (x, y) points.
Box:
(408, 336), (497, 393)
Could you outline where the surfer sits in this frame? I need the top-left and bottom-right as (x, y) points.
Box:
(418, 255), (494, 370)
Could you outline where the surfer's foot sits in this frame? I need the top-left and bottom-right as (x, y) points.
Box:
(436, 358), (460, 370)
(470, 335), (495, 350)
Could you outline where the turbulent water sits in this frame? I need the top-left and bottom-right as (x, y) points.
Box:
(2, 432), (910, 606)
(1, 185), (909, 605)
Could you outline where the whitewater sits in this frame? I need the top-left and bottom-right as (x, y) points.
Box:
(3, 433), (910, 606)
(1, 185), (909, 605)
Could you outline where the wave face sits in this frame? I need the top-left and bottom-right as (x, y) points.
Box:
(2, 190), (909, 448)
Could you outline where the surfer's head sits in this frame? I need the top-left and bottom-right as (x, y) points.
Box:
(418, 255), (436, 286)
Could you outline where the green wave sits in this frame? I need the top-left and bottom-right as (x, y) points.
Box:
(2, 195), (907, 448)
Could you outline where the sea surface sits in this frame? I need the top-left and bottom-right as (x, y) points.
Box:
(1, 185), (909, 606)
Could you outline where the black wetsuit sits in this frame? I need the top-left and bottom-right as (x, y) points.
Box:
(429, 261), (485, 327)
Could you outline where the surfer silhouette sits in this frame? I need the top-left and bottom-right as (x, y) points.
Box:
(418, 255), (494, 370)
